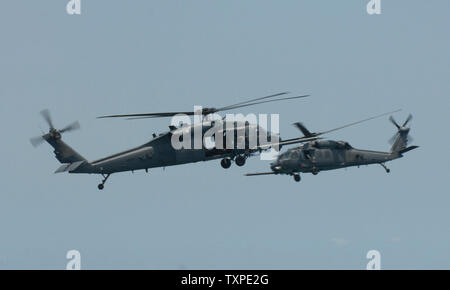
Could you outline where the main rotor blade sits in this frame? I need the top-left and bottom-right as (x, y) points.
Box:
(256, 136), (322, 151)
(217, 94), (310, 112)
(293, 122), (314, 137)
(97, 111), (196, 119)
(40, 109), (54, 129)
(317, 109), (402, 136)
(389, 116), (401, 129)
(257, 110), (401, 152)
(216, 92), (290, 111)
(402, 114), (413, 127)
(30, 136), (45, 147)
(60, 121), (81, 133)
(96, 92), (298, 120)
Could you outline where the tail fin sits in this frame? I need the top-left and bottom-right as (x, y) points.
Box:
(388, 114), (417, 153)
(390, 129), (410, 153)
(43, 133), (86, 163)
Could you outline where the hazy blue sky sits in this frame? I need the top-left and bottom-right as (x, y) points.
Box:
(1, 0), (449, 269)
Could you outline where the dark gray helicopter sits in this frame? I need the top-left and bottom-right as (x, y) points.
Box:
(31, 92), (322, 190)
(246, 114), (418, 182)
(30, 89), (398, 190)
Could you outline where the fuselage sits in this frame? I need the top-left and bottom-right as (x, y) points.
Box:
(271, 140), (400, 175)
(71, 120), (277, 174)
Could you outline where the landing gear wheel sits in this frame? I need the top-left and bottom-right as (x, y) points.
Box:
(221, 158), (232, 169)
(379, 163), (390, 173)
(293, 174), (301, 182)
(98, 174), (110, 190)
(235, 155), (246, 167)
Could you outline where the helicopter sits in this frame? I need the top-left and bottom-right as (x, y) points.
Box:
(30, 92), (321, 190)
(30, 87), (399, 190)
(245, 114), (418, 182)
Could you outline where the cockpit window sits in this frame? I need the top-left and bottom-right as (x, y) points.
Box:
(336, 141), (353, 149)
(279, 152), (290, 160)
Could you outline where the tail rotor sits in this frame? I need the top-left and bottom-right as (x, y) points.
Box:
(30, 109), (80, 147)
(40, 109), (55, 130)
(388, 114), (416, 154)
(30, 135), (46, 147)
(388, 114), (413, 145)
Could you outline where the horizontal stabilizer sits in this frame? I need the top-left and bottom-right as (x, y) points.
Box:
(398, 145), (419, 154)
(54, 161), (86, 173)
(55, 164), (70, 173)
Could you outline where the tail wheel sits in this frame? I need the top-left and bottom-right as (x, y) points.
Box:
(293, 174), (301, 182)
(97, 174), (110, 190)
